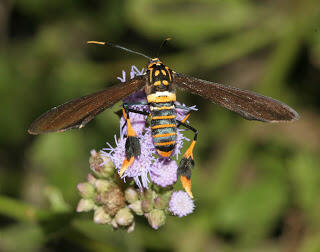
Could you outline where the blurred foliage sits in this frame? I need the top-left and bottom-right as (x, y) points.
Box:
(0, 0), (320, 251)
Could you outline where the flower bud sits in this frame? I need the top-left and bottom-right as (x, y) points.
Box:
(94, 179), (112, 194)
(141, 198), (153, 213)
(89, 150), (114, 178)
(154, 191), (172, 210)
(127, 222), (135, 233)
(94, 207), (112, 224)
(115, 207), (134, 226)
(87, 173), (97, 185)
(77, 182), (95, 199)
(111, 218), (118, 229)
(76, 199), (95, 212)
(142, 189), (154, 201)
(96, 184), (125, 216)
(129, 200), (143, 215)
(147, 209), (166, 230)
(125, 187), (139, 203)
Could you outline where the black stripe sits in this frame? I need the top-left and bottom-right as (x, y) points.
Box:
(150, 102), (174, 107)
(151, 127), (176, 136)
(151, 118), (176, 126)
(151, 109), (175, 117)
(156, 144), (176, 152)
(153, 134), (177, 144)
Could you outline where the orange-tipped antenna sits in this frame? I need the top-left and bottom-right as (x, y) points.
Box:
(157, 37), (171, 58)
(87, 41), (152, 60)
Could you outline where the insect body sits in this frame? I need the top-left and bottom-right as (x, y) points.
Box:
(146, 58), (177, 158)
(28, 41), (299, 198)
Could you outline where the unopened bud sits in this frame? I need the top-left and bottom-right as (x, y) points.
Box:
(147, 209), (166, 230)
(129, 200), (143, 215)
(94, 179), (112, 193)
(115, 207), (134, 226)
(127, 222), (135, 233)
(77, 182), (95, 199)
(141, 198), (153, 213)
(89, 150), (115, 178)
(94, 207), (112, 224)
(87, 173), (97, 184)
(76, 199), (95, 212)
(125, 187), (139, 203)
(111, 218), (118, 229)
(154, 191), (172, 210)
(96, 184), (125, 216)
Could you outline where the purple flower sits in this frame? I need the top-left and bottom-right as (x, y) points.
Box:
(101, 129), (155, 189)
(150, 159), (178, 187)
(169, 191), (195, 217)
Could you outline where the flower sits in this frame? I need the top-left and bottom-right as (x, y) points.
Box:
(77, 66), (197, 231)
(169, 191), (195, 217)
(150, 159), (178, 187)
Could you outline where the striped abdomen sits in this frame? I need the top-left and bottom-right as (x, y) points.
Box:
(149, 101), (177, 157)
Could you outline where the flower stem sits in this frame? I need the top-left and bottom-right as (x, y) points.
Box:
(0, 195), (53, 222)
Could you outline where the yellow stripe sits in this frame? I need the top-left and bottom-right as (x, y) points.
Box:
(161, 70), (166, 75)
(154, 140), (176, 146)
(151, 115), (176, 120)
(155, 70), (160, 76)
(151, 106), (174, 110)
(165, 66), (172, 81)
(147, 93), (176, 103)
(152, 132), (177, 138)
(157, 149), (173, 157)
(162, 80), (169, 85)
(149, 68), (153, 83)
(151, 124), (176, 129)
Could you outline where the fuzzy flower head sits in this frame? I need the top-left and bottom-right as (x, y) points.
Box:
(150, 159), (178, 187)
(169, 191), (195, 217)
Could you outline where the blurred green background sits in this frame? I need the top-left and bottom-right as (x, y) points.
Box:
(1, 0), (320, 251)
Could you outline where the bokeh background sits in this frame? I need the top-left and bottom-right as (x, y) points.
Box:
(1, 0), (320, 251)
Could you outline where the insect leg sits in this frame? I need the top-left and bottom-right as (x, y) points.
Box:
(176, 119), (198, 198)
(121, 103), (150, 132)
(119, 104), (149, 177)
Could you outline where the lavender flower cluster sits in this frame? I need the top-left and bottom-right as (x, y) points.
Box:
(76, 66), (195, 231)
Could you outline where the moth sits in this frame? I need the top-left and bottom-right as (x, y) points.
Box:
(29, 41), (299, 197)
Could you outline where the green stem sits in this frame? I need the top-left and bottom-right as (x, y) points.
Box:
(0, 195), (53, 222)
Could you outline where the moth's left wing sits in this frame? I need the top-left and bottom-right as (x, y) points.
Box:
(174, 72), (299, 122)
(28, 75), (146, 134)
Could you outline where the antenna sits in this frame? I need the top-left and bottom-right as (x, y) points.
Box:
(87, 41), (152, 60)
(157, 38), (171, 59)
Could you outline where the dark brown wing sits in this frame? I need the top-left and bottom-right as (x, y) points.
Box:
(28, 75), (146, 134)
(174, 72), (299, 122)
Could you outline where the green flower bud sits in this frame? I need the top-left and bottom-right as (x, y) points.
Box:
(89, 150), (115, 178)
(127, 222), (135, 233)
(77, 182), (95, 199)
(129, 200), (143, 215)
(125, 187), (139, 203)
(76, 199), (95, 212)
(147, 209), (166, 230)
(94, 207), (112, 224)
(87, 173), (97, 185)
(115, 207), (134, 226)
(111, 218), (118, 229)
(94, 179), (112, 194)
(154, 191), (172, 210)
(141, 198), (153, 213)
(141, 189), (155, 201)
